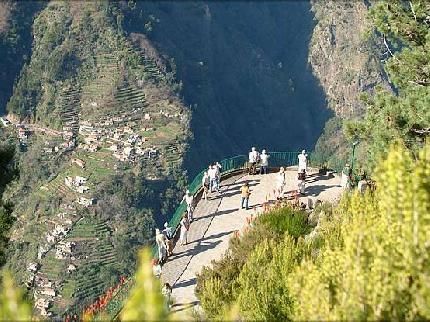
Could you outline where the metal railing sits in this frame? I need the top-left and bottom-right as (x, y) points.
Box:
(96, 151), (325, 319)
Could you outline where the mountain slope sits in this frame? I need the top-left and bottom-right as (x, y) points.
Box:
(3, 2), (189, 317)
(309, 0), (388, 168)
(122, 1), (332, 172)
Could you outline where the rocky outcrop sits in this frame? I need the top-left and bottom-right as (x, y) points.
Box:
(309, 0), (387, 117)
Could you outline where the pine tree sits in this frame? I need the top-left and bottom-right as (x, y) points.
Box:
(345, 0), (430, 170)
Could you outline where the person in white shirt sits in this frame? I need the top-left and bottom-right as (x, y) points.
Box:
(201, 171), (209, 200)
(155, 228), (168, 264)
(248, 147), (259, 175)
(152, 259), (162, 278)
(182, 190), (194, 222)
(298, 150), (308, 173)
(276, 167), (286, 200)
(208, 164), (217, 192)
(162, 222), (173, 256)
(214, 162), (222, 192)
(259, 149), (270, 175)
(162, 283), (173, 310)
(341, 164), (351, 190)
(179, 214), (189, 245)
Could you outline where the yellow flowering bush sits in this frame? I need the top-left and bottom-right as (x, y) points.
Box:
(288, 143), (430, 320)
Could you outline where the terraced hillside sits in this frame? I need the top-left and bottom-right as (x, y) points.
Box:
(3, 2), (190, 318)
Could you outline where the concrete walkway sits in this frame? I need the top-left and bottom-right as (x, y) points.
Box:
(161, 168), (342, 313)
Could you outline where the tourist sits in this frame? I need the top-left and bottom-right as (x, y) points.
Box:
(208, 164), (217, 192)
(152, 259), (162, 278)
(276, 167), (286, 200)
(248, 147), (259, 175)
(179, 214), (189, 246)
(161, 283), (173, 310)
(240, 182), (251, 210)
(202, 171), (209, 200)
(155, 228), (168, 264)
(357, 174), (368, 194)
(298, 149), (308, 173)
(259, 149), (270, 175)
(214, 161), (222, 192)
(162, 222), (173, 239)
(341, 163), (351, 190)
(182, 190), (194, 222)
(297, 169), (306, 195)
(162, 222), (173, 256)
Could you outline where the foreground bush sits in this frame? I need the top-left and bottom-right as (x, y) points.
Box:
(197, 143), (430, 321)
(289, 143), (430, 320)
(0, 271), (31, 320)
(196, 206), (311, 319)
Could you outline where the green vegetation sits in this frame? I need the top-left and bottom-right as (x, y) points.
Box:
(120, 248), (167, 321)
(0, 1), (45, 113)
(289, 143), (430, 320)
(195, 206), (311, 319)
(346, 1), (430, 169)
(2, 1), (189, 317)
(314, 0), (430, 175)
(197, 142), (430, 320)
(0, 271), (32, 321)
(0, 143), (16, 267)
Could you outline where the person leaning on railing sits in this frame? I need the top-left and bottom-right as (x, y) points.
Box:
(248, 147), (259, 175)
(162, 222), (173, 256)
(155, 229), (168, 264)
(202, 171), (209, 200)
(259, 149), (269, 175)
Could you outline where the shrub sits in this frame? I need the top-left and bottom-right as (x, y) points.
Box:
(288, 143), (430, 320)
(196, 205), (311, 319)
(257, 206), (311, 237)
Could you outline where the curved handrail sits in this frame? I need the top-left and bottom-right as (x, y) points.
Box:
(94, 151), (324, 319)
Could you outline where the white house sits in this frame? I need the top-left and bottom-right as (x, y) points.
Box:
(76, 185), (89, 194)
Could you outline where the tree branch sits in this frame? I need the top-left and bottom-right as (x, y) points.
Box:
(382, 34), (398, 61)
(409, 1), (417, 21)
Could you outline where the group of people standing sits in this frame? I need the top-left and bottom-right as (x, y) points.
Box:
(156, 160), (225, 268)
(156, 148), (310, 264)
(274, 149), (308, 199)
(152, 147), (312, 310)
(178, 161), (224, 248)
(248, 147), (270, 175)
(201, 162), (223, 200)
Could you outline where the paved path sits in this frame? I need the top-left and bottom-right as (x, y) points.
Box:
(161, 168), (342, 314)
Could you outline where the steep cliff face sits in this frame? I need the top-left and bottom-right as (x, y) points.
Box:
(309, 0), (387, 167)
(309, 0), (386, 117)
(0, 1), (45, 114)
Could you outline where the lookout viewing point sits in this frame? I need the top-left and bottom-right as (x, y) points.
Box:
(162, 168), (342, 314)
(95, 153), (344, 318)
